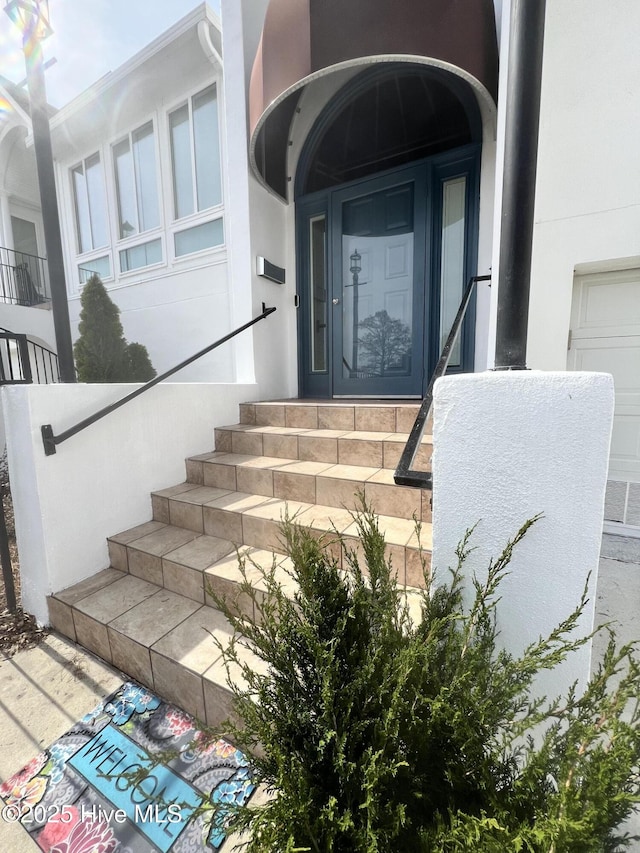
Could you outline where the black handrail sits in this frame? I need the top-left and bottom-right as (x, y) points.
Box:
(41, 305), (277, 456)
(394, 275), (491, 489)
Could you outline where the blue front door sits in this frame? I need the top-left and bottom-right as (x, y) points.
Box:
(297, 148), (479, 398)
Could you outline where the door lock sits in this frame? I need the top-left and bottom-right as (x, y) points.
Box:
(332, 298), (340, 305)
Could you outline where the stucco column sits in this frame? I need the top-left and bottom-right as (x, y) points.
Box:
(432, 371), (613, 700)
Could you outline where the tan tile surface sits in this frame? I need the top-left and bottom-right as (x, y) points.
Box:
(72, 611), (112, 662)
(73, 574), (159, 622)
(151, 654), (205, 721)
(107, 631), (153, 689)
(152, 482), (201, 499)
(127, 525), (200, 556)
(163, 535), (236, 570)
(108, 589), (201, 645)
(47, 597), (75, 641)
(355, 406), (396, 432)
(151, 607), (230, 673)
(108, 520), (165, 545)
(318, 406), (355, 430)
(55, 568), (125, 605)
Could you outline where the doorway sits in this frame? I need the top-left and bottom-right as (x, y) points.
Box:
(295, 65), (481, 398)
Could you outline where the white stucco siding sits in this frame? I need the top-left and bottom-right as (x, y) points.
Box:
(67, 260), (234, 381)
(526, 0), (640, 369)
(433, 371), (614, 698)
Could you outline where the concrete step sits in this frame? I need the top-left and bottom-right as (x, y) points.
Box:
(183, 454), (432, 523)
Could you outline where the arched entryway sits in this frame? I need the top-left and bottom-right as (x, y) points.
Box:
(248, 0), (498, 398)
(295, 65), (482, 397)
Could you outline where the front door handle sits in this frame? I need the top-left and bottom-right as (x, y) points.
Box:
(332, 298), (340, 305)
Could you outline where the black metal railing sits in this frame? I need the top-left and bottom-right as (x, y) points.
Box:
(394, 275), (491, 489)
(41, 304), (277, 456)
(0, 328), (60, 385)
(0, 246), (50, 306)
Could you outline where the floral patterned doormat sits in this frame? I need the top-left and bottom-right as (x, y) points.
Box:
(0, 681), (255, 852)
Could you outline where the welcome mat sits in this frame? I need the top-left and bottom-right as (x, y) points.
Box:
(0, 681), (255, 852)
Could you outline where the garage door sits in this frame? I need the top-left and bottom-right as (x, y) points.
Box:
(568, 268), (640, 485)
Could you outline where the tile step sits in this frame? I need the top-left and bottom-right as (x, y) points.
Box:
(213, 423), (432, 470)
(109, 496), (432, 594)
(48, 555), (427, 728)
(182, 455), (432, 523)
(238, 400), (432, 435)
(48, 571), (259, 727)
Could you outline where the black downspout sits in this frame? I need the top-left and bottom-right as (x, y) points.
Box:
(494, 0), (547, 370)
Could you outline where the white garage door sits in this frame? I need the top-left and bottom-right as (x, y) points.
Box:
(569, 268), (640, 484)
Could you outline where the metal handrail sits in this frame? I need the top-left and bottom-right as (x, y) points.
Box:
(394, 275), (491, 489)
(41, 305), (277, 456)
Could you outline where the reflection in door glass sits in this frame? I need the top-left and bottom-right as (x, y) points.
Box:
(440, 177), (466, 368)
(342, 186), (413, 379)
(309, 215), (327, 372)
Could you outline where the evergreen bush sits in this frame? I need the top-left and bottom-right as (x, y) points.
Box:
(74, 274), (156, 382)
(207, 502), (640, 852)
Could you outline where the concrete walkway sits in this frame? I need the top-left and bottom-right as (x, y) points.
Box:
(1, 535), (639, 851)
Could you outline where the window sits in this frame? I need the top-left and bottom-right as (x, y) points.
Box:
(79, 255), (111, 284)
(169, 85), (222, 220)
(71, 154), (108, 253)
(120, 238), (162, 273)
(113, 122), (160, 239)
(174, 220), (223, 257)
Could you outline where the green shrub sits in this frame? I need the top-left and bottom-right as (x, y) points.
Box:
(74, 274), (155, 382)
(208, 503), (640, 852)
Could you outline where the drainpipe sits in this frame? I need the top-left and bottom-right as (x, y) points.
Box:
(494, 0), (547, 370)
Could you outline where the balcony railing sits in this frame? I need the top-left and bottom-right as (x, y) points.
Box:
(0, 328), (60, 385)
(0, 246), (51, 307)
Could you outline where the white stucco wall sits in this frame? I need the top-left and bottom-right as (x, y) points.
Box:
(489, 0), (640, 370)
(432, 371), (614, 699)
(2, 381), (258, 624)
(222, 0), (296, 400)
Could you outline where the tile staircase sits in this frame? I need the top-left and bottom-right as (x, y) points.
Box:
(48, 400), (433, 728)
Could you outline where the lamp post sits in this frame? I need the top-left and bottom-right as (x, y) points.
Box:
(5, 0), (76, 382)
(346, 249), (362, 374)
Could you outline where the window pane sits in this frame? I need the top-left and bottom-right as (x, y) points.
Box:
(72, 165), (92, 254)
(119, 238), (162, 272)
(174, 219), (223, 257)
(133, 122), (160, 232)
(440, 176), (466, 368)
(85, 154), (108, 248)
(79, 255), (111, 283)
(193, 85), (221, 211)
(309, 216), (327, 373)
(169, 104), (194, 219)
(114, 138), (138, 239)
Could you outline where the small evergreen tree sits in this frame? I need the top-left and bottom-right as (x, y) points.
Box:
(125, 342), (157, 382)
(205, 504), (640, 852)
(74, 275), (155, 382)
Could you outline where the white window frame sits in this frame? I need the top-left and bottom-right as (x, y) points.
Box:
(70, 153), (109, 256)
(165, 81), (226, 262)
